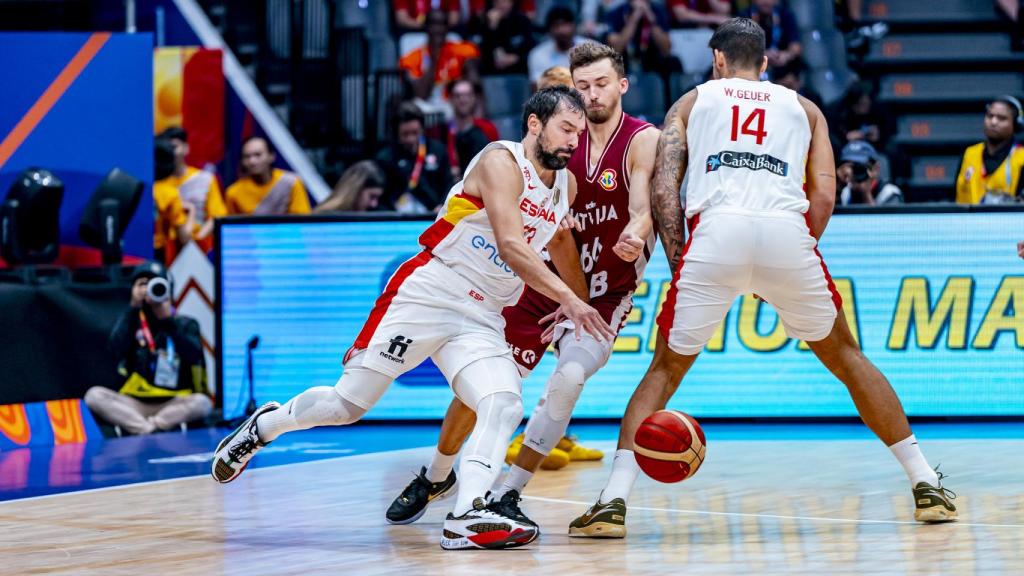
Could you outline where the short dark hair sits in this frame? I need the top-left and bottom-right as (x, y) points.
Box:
(242, 135), (273, 154)
(158, 126), (187, 142)
(708, 17), (765, 71)
(569, 41), (626, 79)
(546, 6), (576, 29)
(521, 85), (585, 135)
(447, 78), (481, 97)
(396, 102), (425, 127)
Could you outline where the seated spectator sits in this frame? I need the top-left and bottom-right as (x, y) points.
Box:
(773, 58), (823, 111)
(394, 0), (461, 32)
(376, 103), (453, 213)
(468, 0), (537, 75)
(837, 141), (902, 205)
(314, 161), (386, 213)
(668, 0), (730, 27)
(226, 136), (311, 215)
(399, 9), (481, 103)
(739, 0), (801, 75)
(446, 79), (498, 179)
(153, 138), (194, 264)
(529, 7), (589, 86)
(829, 81), (886, 152)
(538, 65), (573, 89)
(955, 96), (1024, 204)
(84, 262), (211, 435)
(467, 0), (536, 20)
(155, 127), (227, 256)
(606, 0), (680, 75)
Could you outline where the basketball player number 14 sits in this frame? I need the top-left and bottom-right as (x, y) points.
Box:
(730, 106), (767, 145)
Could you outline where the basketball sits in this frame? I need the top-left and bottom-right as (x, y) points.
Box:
(634, 410), (706, 483)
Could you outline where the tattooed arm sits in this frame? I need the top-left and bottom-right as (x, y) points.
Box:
(652, 90), (697, 270)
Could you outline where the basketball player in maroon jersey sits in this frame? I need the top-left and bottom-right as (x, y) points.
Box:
(385, 42), (661, 533)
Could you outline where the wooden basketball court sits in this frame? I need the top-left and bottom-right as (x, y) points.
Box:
(3, 437), (1022, 575)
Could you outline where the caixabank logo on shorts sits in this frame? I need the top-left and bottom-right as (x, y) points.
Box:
(706, 151), (789, 177)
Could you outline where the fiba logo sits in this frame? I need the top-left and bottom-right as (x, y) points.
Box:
(381, 335), (413, 364)
(521, 349), (537, 365)
(598, 169), (617, 191)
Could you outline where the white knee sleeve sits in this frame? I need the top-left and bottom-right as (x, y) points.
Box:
(291, 386), (366, 427)
(522, 334), (607, 455)
(545, 361), (586, 421)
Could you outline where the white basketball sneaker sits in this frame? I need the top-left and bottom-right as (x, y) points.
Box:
(440, 497), (539, 550)
(210, 402), (280, 483)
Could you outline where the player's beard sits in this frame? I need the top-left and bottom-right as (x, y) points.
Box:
(586, 100), (617, 125)
(535, 129), (573, 170)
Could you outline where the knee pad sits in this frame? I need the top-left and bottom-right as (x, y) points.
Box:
(545, 362), (585, 421)
(292, 386), (365, 426)
(476, 391), (523, 430)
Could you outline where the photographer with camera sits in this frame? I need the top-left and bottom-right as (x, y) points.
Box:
(83, 262), (211, 435)
(837, 140), (903, 206)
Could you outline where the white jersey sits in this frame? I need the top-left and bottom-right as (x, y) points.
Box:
(419, 140), (571, 307)
(684, 78), (811, 218)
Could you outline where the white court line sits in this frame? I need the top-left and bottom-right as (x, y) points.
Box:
(6, 444), (1024, 531)
(522, 495), (1024, 530)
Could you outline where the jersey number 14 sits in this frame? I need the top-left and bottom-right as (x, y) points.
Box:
(730, 106), (767, 145)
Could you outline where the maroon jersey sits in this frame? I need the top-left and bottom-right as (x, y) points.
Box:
(566, 112), (655, 298)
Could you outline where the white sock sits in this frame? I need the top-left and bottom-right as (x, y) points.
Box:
(600, 449), (641, 503)
(498, 465), (535, 497)
(889, 434), (939, 487)
(427, 449), (458, 483)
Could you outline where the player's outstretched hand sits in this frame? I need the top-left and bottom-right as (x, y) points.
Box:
(559, 212), (582, 232)
(538, 307), (567, 344)
(540, 295), (610, 340)
(612, 232), (644, 262)
(1017, 240), (1023, 260)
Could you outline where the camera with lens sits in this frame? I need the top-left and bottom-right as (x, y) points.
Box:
(850, 162), (871, 183)
(146, 277), (171, 303)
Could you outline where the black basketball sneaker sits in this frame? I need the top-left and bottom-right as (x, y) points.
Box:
(386, 466), (458, 525)
(913, 468), (958, 522)
(487, 489), (538, 528)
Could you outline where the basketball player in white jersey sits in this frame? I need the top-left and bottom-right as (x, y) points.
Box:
(569, 18), (957, 538)
(211, 86), (616, 550)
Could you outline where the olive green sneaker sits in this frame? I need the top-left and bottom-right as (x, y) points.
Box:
(913, 469), (957, 523)
(568, 498), (627, 538)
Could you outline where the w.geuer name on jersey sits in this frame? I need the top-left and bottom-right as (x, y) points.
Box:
(705, 150), (789, 177)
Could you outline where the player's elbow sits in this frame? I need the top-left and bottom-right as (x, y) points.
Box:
(496, 236), (527, 265)
(809, 186), (836, 213)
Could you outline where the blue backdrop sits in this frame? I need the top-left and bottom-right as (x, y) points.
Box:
(0, 32), (153, 259)
(219, 212), (1024, 420)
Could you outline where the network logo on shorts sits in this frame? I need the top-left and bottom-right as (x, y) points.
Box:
(706, 151), (788, 177)
(381, 335), (412, 364)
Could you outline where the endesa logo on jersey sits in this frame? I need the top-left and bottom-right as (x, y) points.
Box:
(706, 151), (789, 177)
(519, 197), (557, 223)
(471, 235), (516, 275)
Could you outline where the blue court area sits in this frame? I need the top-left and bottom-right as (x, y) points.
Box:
(2, 421), (1021, 502)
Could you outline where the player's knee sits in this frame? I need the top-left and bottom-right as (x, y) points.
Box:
(294, 386), (365, 426)
(546, 362), (585, 421)
(479, 391), (523, 431)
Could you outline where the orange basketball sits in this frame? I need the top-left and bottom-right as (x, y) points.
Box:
(634, 410), (706, 483)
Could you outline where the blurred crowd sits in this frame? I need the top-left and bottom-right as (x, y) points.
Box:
(150, 1), (1024, 261)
